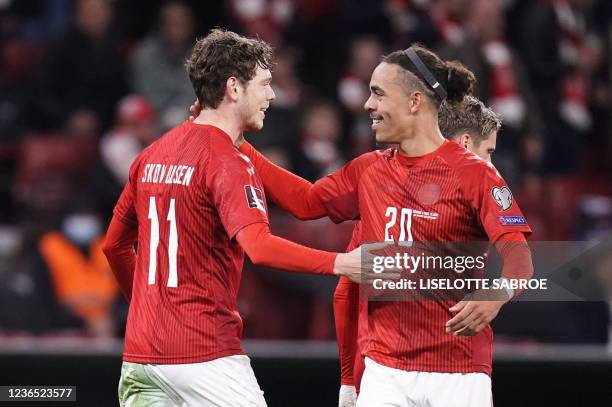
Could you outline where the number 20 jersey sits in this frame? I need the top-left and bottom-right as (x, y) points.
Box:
(313, 141), (531, 375)
(113, 122), (269, 364)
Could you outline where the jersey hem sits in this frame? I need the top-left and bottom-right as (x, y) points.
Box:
(122, 348), (245, 364)
(366, 351), (492, 376)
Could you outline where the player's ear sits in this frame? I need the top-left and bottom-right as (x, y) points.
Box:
(408, 91), (422, 114)
(458, 133), (471, 149)
(226, 77), (241, 102)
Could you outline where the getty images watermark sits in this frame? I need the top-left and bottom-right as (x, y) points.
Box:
(360, 240), (611, 302)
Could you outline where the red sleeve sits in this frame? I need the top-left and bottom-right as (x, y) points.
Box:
(207, 147), (270, 239)
(241, 142), (379, 223)
(102, 215), (138, 301)
(239, 142), (326, 220)
(113, 155), (143, 226)
(311, 152), (379, 223)
(495, 232), (534, 297)
(465, 162), (532, 241)
(236, 222), (337, 274)
(334, 276), (359, 385)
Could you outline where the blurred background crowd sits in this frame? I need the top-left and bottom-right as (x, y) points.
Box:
(0, 0), (610, 345)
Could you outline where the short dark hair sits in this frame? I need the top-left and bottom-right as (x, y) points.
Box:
(382, 45), (475, 108)
(438, 96), (501, 146)
(185, 29), (274, 109)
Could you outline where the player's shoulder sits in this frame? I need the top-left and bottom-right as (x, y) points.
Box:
(440, 141), (499, 179)
(350, 149), (388, 168)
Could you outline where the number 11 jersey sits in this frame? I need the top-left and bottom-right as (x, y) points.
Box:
(113, 122), (269, 364)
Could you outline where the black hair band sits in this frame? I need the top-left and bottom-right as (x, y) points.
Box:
(403, 47), (447, 100)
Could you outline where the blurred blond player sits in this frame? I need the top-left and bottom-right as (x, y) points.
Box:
(335, 95), (503, 407)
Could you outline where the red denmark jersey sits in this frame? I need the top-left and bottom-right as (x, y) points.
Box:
(113, 122), (268, 364)
(316, 141), (531, 374)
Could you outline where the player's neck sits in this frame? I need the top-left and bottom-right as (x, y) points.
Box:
(193, 110), (243, 145)
(397, 116), (445, 157)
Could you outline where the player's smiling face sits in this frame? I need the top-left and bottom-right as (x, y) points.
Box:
(240, 66), (276, 131)
(364, 62), (414, 144)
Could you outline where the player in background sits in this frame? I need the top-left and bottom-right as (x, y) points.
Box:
(335, 95), (503, 407)
(102, 29), (367, 407)
(217, 45), (533, 406)
(439, 95), (501, 163)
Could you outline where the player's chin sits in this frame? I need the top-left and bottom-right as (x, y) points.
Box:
(375, 131), (389, 143)
(246, 118), (264, 131)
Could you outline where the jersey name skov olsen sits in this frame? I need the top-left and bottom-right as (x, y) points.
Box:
(140, 163), (196, 186)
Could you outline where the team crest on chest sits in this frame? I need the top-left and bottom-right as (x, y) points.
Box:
(492, 186), (513, 211)
(417, 183), (441, 206)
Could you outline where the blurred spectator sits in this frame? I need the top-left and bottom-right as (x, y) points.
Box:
(32, 0), (127, 130)
(337, 36), (384, 156)
(100, 95), (156, 185)
(518, 0), (602, 173)
(0, 0), (71, 41)
(245, 48), (302, 156)
(292, 102), (345, 181)
(37, 209), (118, 337)
(269, 48), (302, 109)
(382, 0), (440, 50)
(130, 1), (195, 131)
(338, 0), (390, 40)
(227, 0), (295, 47)
(573, 195), (612, 240)
(284, 0), (342, 98)
(94, 95), (156, 217)
(14, 110), (99, 229)
(431, 0), (472, 46)
(0, 225), (85, 334)
(437, 0), (544, 181)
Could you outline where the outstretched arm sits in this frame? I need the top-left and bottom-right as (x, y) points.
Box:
(241, 142), (379, 224)
(236, 222), (364, 283)
(239, 142), (327, 220)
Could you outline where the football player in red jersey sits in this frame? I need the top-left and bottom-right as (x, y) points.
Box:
(218, 45), (533, 406)
(334, 95), (504, 406)
(102, 29), (369, 407)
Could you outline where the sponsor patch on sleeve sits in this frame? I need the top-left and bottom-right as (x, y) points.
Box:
(498, 215), (527, 226)
(244, 185), (266, 212)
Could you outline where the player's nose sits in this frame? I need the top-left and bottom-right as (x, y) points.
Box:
(364, 94), (376, 112)
(267, 86), (276, 101)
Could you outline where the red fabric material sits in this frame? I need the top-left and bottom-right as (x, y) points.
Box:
(322, 142), (531, 375)
(495, 231), (534, 297)
(334, 276), (360, 385)
(102, 215), (137, 301)
(113, 122), (272, 364)
(239, 142), (326, 220)
(236, 222), (336, 275)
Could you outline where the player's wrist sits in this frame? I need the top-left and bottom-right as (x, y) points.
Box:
(332, 253), (346, 277)
(498, 278), (515, 301)
(338, 385), (357, 407)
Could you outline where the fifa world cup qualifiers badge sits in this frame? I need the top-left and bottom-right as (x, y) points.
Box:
(492, 186), (513, 211)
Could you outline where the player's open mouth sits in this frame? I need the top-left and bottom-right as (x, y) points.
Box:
(371, 116), (383, 126)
